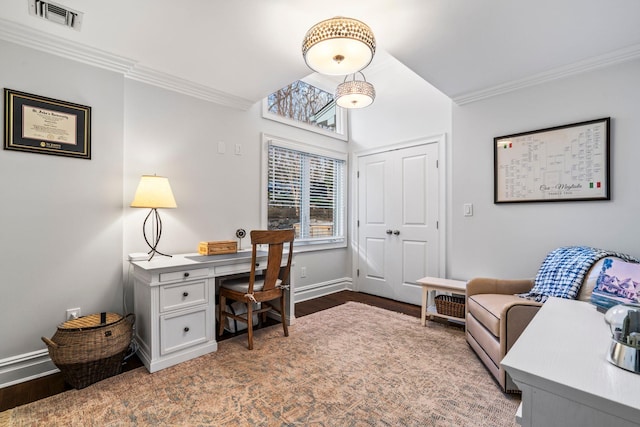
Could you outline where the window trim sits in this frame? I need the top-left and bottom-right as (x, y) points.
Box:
(261, 79), (349, 141)
(261, 133), (348, 252)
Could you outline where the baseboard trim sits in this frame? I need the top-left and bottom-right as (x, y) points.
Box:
(0, 349), (59, 389)
(294, 278), (353, 303)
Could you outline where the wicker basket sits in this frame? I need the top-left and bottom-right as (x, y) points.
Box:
(434, 295), (465, 318)
(42, 312), (135, 389)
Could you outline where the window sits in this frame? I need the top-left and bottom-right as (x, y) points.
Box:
(262, 80), (348, 141)
(264, 136), (346, 249)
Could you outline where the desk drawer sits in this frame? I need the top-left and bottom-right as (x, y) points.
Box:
(159, 268), (209, 283)
(159, 281), (207, 312)
(160, 308), (207, 355)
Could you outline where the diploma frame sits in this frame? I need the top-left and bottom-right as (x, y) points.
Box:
(494, 117), (610, 203)
(4, 89), (91, 159)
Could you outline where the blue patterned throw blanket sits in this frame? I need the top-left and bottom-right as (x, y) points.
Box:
(520, 246), (639, 303)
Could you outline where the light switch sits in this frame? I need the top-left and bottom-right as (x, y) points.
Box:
(217, 141), (226, 154)
(234, 143), (242, 155)
(463, 203), (473, 217)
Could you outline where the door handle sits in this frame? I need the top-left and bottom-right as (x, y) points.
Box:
(386, 229), (393, 235)
(393, 230), (400, 235)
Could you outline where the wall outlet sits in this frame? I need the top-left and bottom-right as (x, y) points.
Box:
(300, 266), (307, 278)
(66, 307), (81, 321)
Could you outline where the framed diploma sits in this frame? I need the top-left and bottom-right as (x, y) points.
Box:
(4, 89), (91, 159)
(494, 117), (610, 203)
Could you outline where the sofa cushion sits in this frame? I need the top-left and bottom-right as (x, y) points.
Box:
(468, 293), (524, 337)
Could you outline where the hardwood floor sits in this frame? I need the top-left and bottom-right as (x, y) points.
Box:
(0, 291), (420, 412)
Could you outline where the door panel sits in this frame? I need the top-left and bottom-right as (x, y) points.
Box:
(402, 154), (427, 225)
(365, 237), (386, 280)
(365, 161), (385, 224)
(357, 142), (440, 305)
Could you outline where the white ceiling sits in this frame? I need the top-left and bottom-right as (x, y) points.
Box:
(2, 0), (640, 107)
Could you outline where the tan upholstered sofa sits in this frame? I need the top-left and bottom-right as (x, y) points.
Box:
(465, 258), (610, 393)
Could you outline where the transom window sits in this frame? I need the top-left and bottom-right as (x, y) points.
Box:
(262, 80), (348, 141)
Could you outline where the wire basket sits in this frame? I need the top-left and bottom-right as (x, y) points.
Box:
(42, 312), (135, 389)
(434, 295), (465, 318)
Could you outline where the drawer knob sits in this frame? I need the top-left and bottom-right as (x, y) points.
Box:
(182, 292), (189, 297)
(183, 272), (190, 278)
(183, 327), (190, 333)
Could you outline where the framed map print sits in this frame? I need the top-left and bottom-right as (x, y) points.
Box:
(494, 117), (610, 203)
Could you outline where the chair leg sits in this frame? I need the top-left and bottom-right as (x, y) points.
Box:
(280, 293), (289, 337)
(218, 294), (226, 337)
(246, 301), (254, 350)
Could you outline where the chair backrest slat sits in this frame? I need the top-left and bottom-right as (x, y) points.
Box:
(250, 229), (294, 292)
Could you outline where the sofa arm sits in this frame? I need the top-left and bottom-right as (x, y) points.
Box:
(466, 277), (535, 297)
(500, 299), (543, 355)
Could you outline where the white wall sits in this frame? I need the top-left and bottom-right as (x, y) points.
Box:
(123, 80), (352, 302)
(0, 40), (124, 362)
(450, 58), (640, 280)
(349, 56), (452, 151)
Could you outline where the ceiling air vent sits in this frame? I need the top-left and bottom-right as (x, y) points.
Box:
(28, 0), (83, 31)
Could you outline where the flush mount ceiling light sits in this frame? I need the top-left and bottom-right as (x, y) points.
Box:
(302, 16), (376, 75)
(335, 72), (376, 109)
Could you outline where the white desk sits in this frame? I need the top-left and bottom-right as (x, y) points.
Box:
(501, 297), (640, 427)
(131, 251), (294, 373)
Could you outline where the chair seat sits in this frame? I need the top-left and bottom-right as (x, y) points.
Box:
(220, 277), (282, 293)
(467, 293), (523, 338)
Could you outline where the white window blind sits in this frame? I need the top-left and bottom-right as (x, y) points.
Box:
(267, 142), (345, 246)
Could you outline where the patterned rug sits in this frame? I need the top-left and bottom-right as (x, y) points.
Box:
(2, 302), (520, 426)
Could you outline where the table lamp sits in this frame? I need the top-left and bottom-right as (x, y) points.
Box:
(130, 175), (177, 260)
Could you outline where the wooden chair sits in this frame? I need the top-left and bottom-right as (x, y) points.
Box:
(218, 229), (294, 350)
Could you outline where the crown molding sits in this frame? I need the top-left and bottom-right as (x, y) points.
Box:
(0, 18), (136, 73)
(126, 65), (254, 111)
(0, 18), (254, 111)
(452, 43), (640, 105)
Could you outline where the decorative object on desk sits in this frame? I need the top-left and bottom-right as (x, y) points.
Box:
(302, 16), (375, 75)
(130, 175), (177, 260)
(335, 71), (375, 109)
(434, 294), (465, 319)
(4, 88), (91, 159)
(604, 304), (640, 374)
(235, 228), (246, 250)
(198, 240), (237, 255)
(41, 312), (135, 389)
(591, 257), (640, 312)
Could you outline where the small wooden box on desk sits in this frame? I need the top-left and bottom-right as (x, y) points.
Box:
(198, 240), (237, 255)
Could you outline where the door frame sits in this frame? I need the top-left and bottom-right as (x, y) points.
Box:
(351, 134), (448, 292)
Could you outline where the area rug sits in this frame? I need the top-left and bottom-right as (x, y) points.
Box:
(2, 302), (520, 426)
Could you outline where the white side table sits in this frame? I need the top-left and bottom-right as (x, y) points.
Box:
(416, 277), (467, 326)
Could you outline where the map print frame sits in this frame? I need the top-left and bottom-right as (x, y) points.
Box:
(494, 117), (610, 204)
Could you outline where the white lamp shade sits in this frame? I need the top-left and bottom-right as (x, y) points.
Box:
(130, 175), (177, 209)
(302, 17), (375, 75)
(335, 79), (376, 109)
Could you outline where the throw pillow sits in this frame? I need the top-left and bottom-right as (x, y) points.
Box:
(591, 258), (640, 312)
